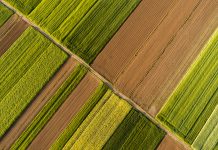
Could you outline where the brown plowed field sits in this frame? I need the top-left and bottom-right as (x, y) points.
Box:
(92, 0), (218, 116)
(92, 0), (177, 82)
(157, 135), (189, 150)
(0, 57), (77, 149)
(0, 14), (28, 56)
(28, 72), (100, 150)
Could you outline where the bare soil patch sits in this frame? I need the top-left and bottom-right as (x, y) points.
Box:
(92, 0), (177, 82)
(28, 72), (99, 150)
(92, 0), (218, 116)
(0, 14), (28, 56)
(157, 135), (189, 150)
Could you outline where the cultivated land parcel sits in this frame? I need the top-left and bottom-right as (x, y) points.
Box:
(0, 0), (217, 149)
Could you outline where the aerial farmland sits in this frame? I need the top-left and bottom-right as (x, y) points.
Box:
(0, 0), (217, 150)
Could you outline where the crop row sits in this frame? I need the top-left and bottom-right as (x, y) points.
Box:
(11, 64), (87, 149)
(103, 109), (166, 150)
(0, 2), (13, 27)
(192, 106), (218, 150)
(4, 0), (141, 63)
(0, 27), (68, 138)
(51, 88), (165, 149)
(157, 28), (218, 144)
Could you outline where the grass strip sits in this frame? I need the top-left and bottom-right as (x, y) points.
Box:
(103, 109), (165, 150)
(192, 105), (218, 150)
(64, 94), (131, 150)
(50, 83), (109, 150)
(0, 27), (68, 138)
(11, 65), (87, 150)
(157, 28), (218, 144)
(0, 2), (13, 27)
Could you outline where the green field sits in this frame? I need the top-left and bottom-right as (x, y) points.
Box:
(0, 27), (68, 138)
(192, 106), (218, 150)
(103, 109), (166, 150)
(5, 0), (141, 63)
(63, 93), (132, 150)
(3, 0), (42, 15)
(51, 89), (165, 150)
(11, 65), (87, 149)
(51, 83), (109, 150)
(0, 2), (13, 27)
(157, 28), (218, 144)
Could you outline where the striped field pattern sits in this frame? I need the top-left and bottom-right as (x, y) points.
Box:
(157, 28), (218, 144)
(0, 27), (68, 138)
(192, 106), (218, 150)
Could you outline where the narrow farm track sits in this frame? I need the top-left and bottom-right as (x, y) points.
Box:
(28, 73), (100, 150)
(0, 14), (28, 56)
(0, 57), (77, 149)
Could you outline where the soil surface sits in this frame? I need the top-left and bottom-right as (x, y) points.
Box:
(92, 0), (218, 116)
(0, 14), (28, 56)
(0, 57), (77, 149)
(28, 72), (100, 150)
(157, 135), (189, 150)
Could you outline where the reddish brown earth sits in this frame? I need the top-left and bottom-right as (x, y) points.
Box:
(0, 57), (77, 149)
(92, 0), (218, 116)
(157, 135), (189, 150)
(28, 72), (100, 150)
(0, 14), (28, 56)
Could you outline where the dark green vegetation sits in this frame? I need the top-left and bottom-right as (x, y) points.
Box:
(0, 2), (13, 27)
(103, 109), (166, 150)
(157, 28), (218, 144)
(11, 65), (87, 149)
(0, 27), (68, 138)
(5, 0), (141, 63)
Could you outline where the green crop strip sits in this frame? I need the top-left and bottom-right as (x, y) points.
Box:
(192, 106), (218, 150)
(4, 0), (43, 15)
(11, 65), (87, 150)
(0, 27), (68, 138)
(103, 109), (165, 150)
(51, 83), (109, 150)
(64, 94), (132, 150)
(157, 28), (218, 144)
(5, 0), (141, 63)
(0, 2), (13, 27)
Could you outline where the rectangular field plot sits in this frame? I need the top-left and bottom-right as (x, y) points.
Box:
(5, 0), (141, 63)
(0, 27), (68, 138)
(157, 28), (218, 144)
